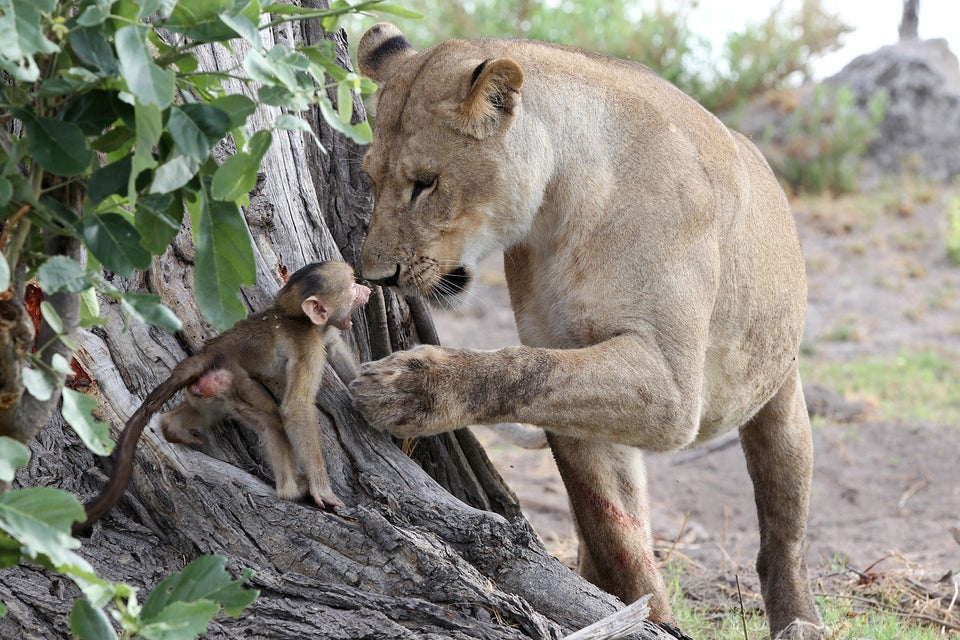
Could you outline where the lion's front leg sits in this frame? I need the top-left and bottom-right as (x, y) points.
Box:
(350, 336), (701, 449)
(350, 344), (562, 437)
(548, 433), (673, 622)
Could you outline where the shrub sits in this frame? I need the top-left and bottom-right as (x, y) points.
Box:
(345, 0), (851, 113)
(763, 85), (888, 195)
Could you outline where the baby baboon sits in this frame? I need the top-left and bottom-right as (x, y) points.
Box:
(76, 261), (370, 532)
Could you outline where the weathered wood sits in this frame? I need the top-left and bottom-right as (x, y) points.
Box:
(0, 4), (687, 639)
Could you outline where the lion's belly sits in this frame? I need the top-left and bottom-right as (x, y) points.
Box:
(506, 250), (805, 446)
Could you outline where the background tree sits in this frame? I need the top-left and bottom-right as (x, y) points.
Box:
(0, 1), (681, 637)
(342, 0), (852, 113)
(899, 0), (920, 40)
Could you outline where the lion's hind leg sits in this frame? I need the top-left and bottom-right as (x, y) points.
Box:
(739, 365), (824, 639)
(546, 433), (673, 623)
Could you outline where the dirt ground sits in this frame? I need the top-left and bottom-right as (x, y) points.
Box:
(430, 185), (960, 613)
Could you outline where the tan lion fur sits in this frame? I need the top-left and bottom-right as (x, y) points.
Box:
(351, 23), (825, 640)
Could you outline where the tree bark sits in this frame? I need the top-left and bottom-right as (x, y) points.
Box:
(0, 5), (681, 639)
(899, 0), (919, 40)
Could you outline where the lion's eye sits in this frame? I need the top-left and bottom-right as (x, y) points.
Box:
(410, 176), (437, 202)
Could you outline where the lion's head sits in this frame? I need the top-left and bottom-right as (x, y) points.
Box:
(357, 23), (530, 307)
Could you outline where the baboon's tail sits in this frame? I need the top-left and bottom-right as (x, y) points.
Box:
(73, 353), (214, 534)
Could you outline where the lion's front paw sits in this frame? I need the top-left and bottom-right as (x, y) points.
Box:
(349, 346), (466, 438)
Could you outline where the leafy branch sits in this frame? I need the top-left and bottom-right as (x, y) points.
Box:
(0, 0), (417, 636)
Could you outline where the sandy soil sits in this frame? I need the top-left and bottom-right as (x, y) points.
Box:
(430, 185), (960, 609)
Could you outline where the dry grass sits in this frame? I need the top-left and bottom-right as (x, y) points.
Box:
(815, 554), (960, 635)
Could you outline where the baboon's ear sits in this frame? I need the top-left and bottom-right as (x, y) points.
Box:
(357, 23), (417, 85)
(454, 58), (524, 139)
(301, 296), (328, 326)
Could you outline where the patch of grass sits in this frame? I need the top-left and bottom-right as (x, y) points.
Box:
(663, 560), (957, 639)
(818, 598), (955, 639)
(821, 323), (864, 343)
(801, 349), (960, 425)
(947, 194), (960, 266)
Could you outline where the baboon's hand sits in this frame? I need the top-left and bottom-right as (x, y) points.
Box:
(350, 345), (473, 438)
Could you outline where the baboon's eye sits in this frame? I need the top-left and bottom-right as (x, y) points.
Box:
(410, 176), (437, 202)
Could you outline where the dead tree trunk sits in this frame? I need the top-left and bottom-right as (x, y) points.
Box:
(899, 0), (919, 40)
(0, 5), (681, 639)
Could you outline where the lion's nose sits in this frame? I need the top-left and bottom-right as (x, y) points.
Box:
(363, 263), (400, 287)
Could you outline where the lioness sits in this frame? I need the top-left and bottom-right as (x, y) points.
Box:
(351, 23), (823, 640)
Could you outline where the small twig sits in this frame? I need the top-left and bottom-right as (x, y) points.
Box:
(0, 204), (30, 301)
(860, 554), (894, 576)
(735, 574), (750, 640)
(660, 512), (690, 564)
(897, 477), (930, 511)
(0, 204), (30, 253)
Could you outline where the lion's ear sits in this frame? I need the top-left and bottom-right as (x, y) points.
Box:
(358, 22), (417, 85)
(454, 58), (524, 139)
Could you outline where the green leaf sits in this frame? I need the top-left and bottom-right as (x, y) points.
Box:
(258, 84), (308, 111)
(191, 182), (255, 331)
(0, 600), (6, 617)
(51, 353), (72, 376)
(151, 154), (199, 195)
(211, 94), (255, 130)
(135, 193), (181, 254)
(37, 255), (95, 294)
(20, 112), (94, 177)
(58, 332), (79, 352)
(0, 0), (60, 82)
(0, 437), (30, 483)
(179, 103), (232, 144)
(372, 3), (424, 19)
(60, 90), (123, 136)
(210, 129), (270, 200)
(337, 80), (353, 125)
(78, 213), (152, 277)
(76, 1), (113, 27)
(168, 107), (212, 163)
(316, 97), (372, 144)
(243, 45), (311, 93)
(131, 102), (163, 198)
(40, 300), (63, 334)
(246, 128), (271, 159)
(136, 0), (160, 19)
(83, 581), (132, 610)
(71, 598), (118, 640)
(163, 104), (231, 168)
(87, 155), (132, 206)
(210, 153), (257, 201)
(166, 0), (261, 43)
(0, 176), (12, 207)
(69, 28), (119, 74)
(141, 556), (257, 621)
(274, 113), (322, 149)
(92, 126), (135, 153)
(0, 487), (89, 571)
(61, 389), (114, 457)
(139, 600), (220, 640)
(119, 293), (182, 333)
(22, 367), (53, 402)
(37, 195), (80, 229)
(116, 25), (175, 109)
(78, 288), (105, 329)
(218, 11), (261, 50)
